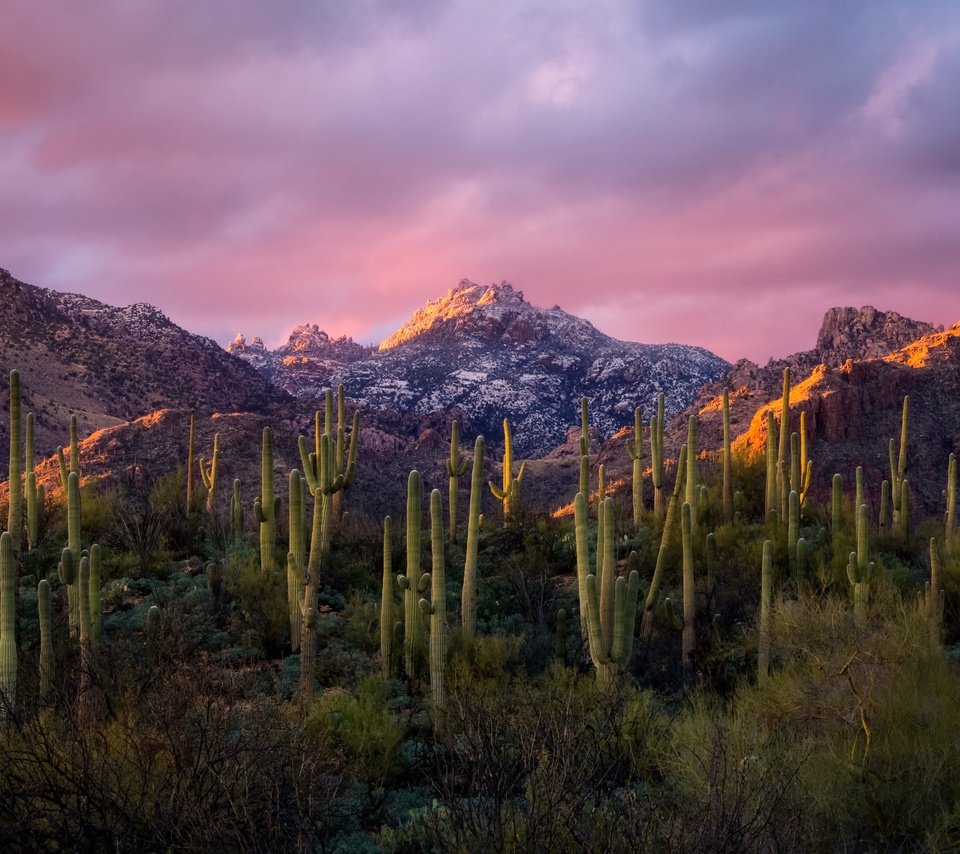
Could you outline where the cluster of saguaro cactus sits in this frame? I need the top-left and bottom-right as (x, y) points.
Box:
(625, 405), (643, 527)
(488, 418), (526, 522)
(461, 436), (484, 641)
(575, 494), (639, 685)
(418, 490), (447, 714)
(446, 421), (469, 544)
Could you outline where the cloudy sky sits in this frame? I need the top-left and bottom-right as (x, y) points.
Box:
(2, 1), (959, 362)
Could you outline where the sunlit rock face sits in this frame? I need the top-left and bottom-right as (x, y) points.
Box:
(232, 279), (730, 457)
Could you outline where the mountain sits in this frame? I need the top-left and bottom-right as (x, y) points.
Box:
(642, 306), (954, 515)
(0, 267), (289, 465)
(232, 279), (730, 456)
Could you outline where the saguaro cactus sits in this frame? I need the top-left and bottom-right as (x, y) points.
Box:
(7, 370), (22, 555)
(253, 428), (279, 572)
(776, 367), (791, 499)
(186, 413), (196, 515)
(722, 389), (733, 524)
(577, 495), (639, 686)
(758, 540), (773, 683)
(398, 470), (428, 680)
(38, 579), (53, 705)
(765, 411), (778, 522)
(288, 470), (306, 652)
(579, 397), (590, 499)
(890, 396), (909, 528)
(847, 548), (873, 630)
(418, 490), (447, 714)
(446, 421), (469, 544)
(57, 415), (80, 491)
(65, 471), (82, 635)
(788, 490), (799, 575)
(685, 416), (698, 542)
(650, 394), (666, 518)
(381, 516), (394, 678)
(945, 454), (956, 550)
(488, 419), (526, 523)
(626, 406), (643, 527)
(681, 502), (696, 684)
(231, 479), (244, 545)
(925, 538), (944, 648)
(199, 433), (221, 514)
(0, 533), (16, 713)
(461, 436), (484, 641)
(25, 412), (38, 551)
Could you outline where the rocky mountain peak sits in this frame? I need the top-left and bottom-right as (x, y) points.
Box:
(815, 306), (940, 365)
(378, 279), (592, 351)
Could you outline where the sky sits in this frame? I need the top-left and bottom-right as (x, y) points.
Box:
(2, 1), (959, 364)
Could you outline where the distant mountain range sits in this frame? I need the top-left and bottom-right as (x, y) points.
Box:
(229, 279), (729, 456)
(1, 264), (957, 522)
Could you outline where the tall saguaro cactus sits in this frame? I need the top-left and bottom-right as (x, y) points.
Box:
(231, 479), (244, 545)
(7, 370), (22, 555)
(488, 418), (526, 523)
(446, 421), (469, 544)
(253, 428), (279, 572)
(722, 389), (733, 524)
(461, 436), (484, 641)
(398, 470), (428, 679)
(324, 386), (360, 525)
(199, 433), (221, 514)
(947, 453), (957, 551)
(25, 412), (38, 551)
(626, 406), (643, 527)
(685, 416), (698, 542)
(0, 533), (16, 714)
(418, 490), (447, 714)
(186, 413), (196, 515)
(650, 394), (666, 518)
(890, 396), (909, 529)
(681, 502), (696, 684)
(57, 415), (80, 491)
(758, 539), (773, 683)
(579, 397), (590, 499)
(765, 411), (778, 521)
(381, 516), (394, 678)
(776, 367), (791, 499)
(288, 470), (306, 652)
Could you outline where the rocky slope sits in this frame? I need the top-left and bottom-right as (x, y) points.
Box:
(233, 279), (730, 457)
(0, 267), (289, 466)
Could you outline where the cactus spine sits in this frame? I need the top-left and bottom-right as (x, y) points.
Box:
(446, 421), (469, 544)
(461, 436), (484, 641)
(38, 579), (53, 705)
(758, 539), (772, 683)
(7, 370), (22, 554)
(0, 533), (16, 714)
(488, 418), (526, 523)
(722, 389), (733, 524)
(381, 516), (394, 678)
(625, 405), (643, 527)
(253, 427), (278, 572)
(199, 432), (220, 514)
(418, 490), (447, 714)
(398, 470), (427, 680)
(578, 495), (639, 685)
(640, 444), (688, 641)
(681, 501), (696, 684)
(650, 393), (666, 518)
